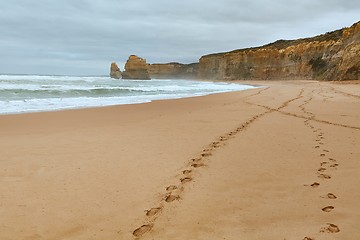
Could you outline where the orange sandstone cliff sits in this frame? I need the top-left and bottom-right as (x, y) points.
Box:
(199, 21), (360, 80)
(148, 62), (198, 79)
(111, 21), (359, 81)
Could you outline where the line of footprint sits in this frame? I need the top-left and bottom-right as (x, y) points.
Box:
(245, 87), (360, 132)
(244, 87), (345, 238)
(300, 93), (340, 239)
(273, 88), (360, 131)
(243, 88), (305, 116)
(132, 102), (273, 238)
(243, 87), (353, 239)
(329, 86), (360, 100)
(132, 87), (345, 239)
(317, 88), (334, 102)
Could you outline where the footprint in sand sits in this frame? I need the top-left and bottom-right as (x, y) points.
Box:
(320, 161), (328, 166)
(192, 158), (202, 163)
(166, 185), (178, 191)
(219, 136), (228, 141)
(320, 153), (326, 157)
(303, 237), (314, 240)
(330, 164), (339, 168)
(133, 224), (153, 237)
(329, 158), (336, 162)
(191, 163), (205, 168)
(180, 177), (192, 183)
(146, 207), (161, 217)
(323, 149), (329, 152)
(182, 170), (192, 175)
(321, 223), (340, 233)
(322, 193), (337, 199)
(322, 206), (334, 212)
(315, 146), (320, 148)
(201, 152), (212, 157)
(308, 182), (320, 187)
(318, 173), (331, 179)
(318, 167), (326, 172)
(165, 194), (180, 203)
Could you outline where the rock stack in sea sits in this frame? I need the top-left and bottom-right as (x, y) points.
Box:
(122, 55), (151, 80)
(110, 62), (122, 79)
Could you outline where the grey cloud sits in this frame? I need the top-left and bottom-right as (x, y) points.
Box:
(0, 0), (359, 75)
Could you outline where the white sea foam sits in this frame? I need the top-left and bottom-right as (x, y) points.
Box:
(0, 75), (257, 114)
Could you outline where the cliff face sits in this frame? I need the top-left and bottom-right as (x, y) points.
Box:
(122, 55), (151, 80)
(148, 62), (198, 79)
(199, 21), (360, 80)
(110, 21), (359, 81)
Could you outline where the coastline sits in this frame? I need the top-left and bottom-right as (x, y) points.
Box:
(0, 77), (254, 115)
(0, 80), (359, 239)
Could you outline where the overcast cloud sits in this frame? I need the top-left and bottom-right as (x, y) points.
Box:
(0, 0), (359, 75)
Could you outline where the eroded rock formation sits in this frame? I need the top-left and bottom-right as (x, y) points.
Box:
(110, 62), (122, 79)
(110, 21), (359, 81)
(122, 55), (151, 80)
(199, 21), (360, 81)
(148, 62), (198, 79)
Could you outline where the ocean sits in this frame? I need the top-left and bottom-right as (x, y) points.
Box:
(0, 75), (256, 114)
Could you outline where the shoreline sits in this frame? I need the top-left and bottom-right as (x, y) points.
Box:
(0, 88), (257, 117)
(1, 80), (359, 239)
(0, 78), (257, 116)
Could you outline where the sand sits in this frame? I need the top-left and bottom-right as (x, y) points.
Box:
(0, 80), (359, 240)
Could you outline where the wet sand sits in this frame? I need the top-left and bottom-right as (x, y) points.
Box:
(0, 80), (359, 239)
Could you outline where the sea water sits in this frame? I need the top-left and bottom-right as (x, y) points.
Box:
(0, 75), (256, 114)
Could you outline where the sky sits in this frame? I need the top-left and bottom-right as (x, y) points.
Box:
(0, 0), (359, 76)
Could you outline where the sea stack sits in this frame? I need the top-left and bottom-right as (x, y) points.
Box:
(122, 55), (151, 80)
(110, 62), (122, 79)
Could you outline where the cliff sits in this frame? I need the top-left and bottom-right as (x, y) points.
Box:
(199, 21), (360, 80)
(122, 55), (151, 80)
(110, 21), (359, 81)
(110, 62), (122, 79)
(148, 62), (198, 79)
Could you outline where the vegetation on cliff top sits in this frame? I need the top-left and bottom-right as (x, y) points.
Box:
(203, 21), (360, 58)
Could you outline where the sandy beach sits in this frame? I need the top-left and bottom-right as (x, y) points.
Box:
(0, 80), (359, 240)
